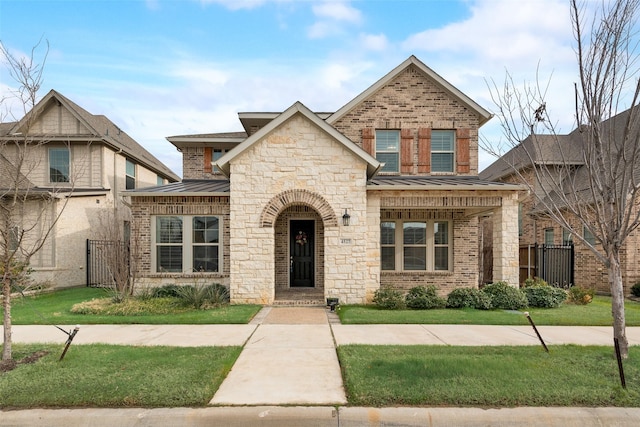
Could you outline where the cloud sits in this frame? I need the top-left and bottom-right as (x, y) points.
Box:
(358, 33), (389, 52)
(312, 0), (361, 23)
(197, 0), (271, 10)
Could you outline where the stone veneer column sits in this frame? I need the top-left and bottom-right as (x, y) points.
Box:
(492, 194), (519, 286)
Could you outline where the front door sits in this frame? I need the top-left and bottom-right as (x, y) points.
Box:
(290, 220), (314, 287)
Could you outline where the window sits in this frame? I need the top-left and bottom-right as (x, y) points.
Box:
(126, 159), (136, 190)
(9, 226), (20, 252)
(375, 130), (399, 173)
(544, 228), (554, 245)
(583, 227), (596, 246)
(562, 228), (573, 245)
(49, 147), (70, 183)
(213, 149), (225, 173)
(381, 220), (451, 271)
(518, 203), (523, 237)
(153, 215), (221, 273)
(431, 130), (455, 173)
(157, 175), (164, 186)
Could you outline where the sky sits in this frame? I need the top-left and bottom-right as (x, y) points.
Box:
(0, 0), (584, 178)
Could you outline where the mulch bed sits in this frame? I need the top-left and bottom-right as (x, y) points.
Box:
(0, 350), (49, 373)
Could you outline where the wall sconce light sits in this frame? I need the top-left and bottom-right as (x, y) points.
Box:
(342, 209), (351, 226)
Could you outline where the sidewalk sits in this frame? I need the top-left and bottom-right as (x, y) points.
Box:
(5, 307), (640, 426)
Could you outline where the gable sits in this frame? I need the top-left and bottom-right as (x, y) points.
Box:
(30, 100), (93, 136)
(216, 102), (381, 178)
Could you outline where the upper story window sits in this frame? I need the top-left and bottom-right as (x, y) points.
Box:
(431, 130), (455, 173)
(126, 159), (136, 190)
(562, 228), (573, 245)
(583, 227), (596, 246)
(157, 175), (164, 186)
(49, 147), (70, 183)
(375, 130), (399, 173)
(213, 149), (225, 173)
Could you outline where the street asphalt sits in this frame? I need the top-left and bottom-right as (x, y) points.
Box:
(3, 306), (640, 426)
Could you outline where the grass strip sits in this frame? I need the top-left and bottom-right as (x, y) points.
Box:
(338, 296), (640, 325)
(338, 345), (640, 407)
(0, 344), (241, 408)
(10, 287), (262, 324)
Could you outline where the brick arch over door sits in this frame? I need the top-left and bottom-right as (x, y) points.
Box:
(260, 189), (338, 228)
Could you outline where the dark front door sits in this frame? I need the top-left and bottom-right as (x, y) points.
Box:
(290, 220), (314, 287)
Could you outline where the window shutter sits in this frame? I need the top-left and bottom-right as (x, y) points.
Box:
(204, 147), (212, 173)
(418, 128), (431, 173)
(456, 128), (470, 173)
(362, 128), (375, 156)
(400, 129), (413, 174)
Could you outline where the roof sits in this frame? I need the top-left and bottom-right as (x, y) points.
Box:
(368, 175), (525, 191)
(327, 55), (493, 127)
(215, 101), (382, 178)
(125, 179), (230, 196)
(1, 90), (180, 182)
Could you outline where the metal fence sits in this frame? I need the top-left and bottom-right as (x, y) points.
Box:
(86, 239), (129, 287)
(519, 243), (574, 287)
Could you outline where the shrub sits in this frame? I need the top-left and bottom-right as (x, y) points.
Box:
(567, 286), (595, 305)
(203, 283), (230, 306)
(447, 287), (493, 310)
(405, 285), (447, 310)
(481, 282), (528, 310)
(176, 284), (230, 309)
(631, 282), (640, 298)
(523, 277), (549, 288)
(524, 284), (567, 308)
(373, 285), (405, 310)
(151, 284), (183, 299)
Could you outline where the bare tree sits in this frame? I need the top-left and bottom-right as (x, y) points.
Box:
(1, 40), (72, 362)
(483, 0), (640, 357)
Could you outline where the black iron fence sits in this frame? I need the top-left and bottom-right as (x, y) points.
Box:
(86, 239), (129, 287)
(519, 243), (574, 287)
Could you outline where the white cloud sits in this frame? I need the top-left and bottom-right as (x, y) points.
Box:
(358, 33), (389, 52)
(197, 0), (270, 10)
(312, 0), (362, 23)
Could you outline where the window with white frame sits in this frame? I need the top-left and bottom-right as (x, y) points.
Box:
(583, 226), (596, 246)
(375, 130), (400, 173)
(157, 175), (164, 186)
(544, 228), (554, 245)
(431, 130), (455, 173)
(49, 147), (70, 183)
(126, 159), (136, 190)
(153, 215), (221, 273)
(213, 149), (225, 173)
(380, 220), (451, 271)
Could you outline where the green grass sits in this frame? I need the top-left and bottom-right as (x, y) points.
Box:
(0, 343), (241, 408)
(338, 345), (640, 407)
(9, 287), (262, 324)
(338, 296), (640, 326)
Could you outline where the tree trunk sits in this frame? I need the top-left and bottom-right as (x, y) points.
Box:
(608, 252), (628, 359)
(2, 278), (12, 361)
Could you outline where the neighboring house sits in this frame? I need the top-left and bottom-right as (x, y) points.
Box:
(0, 90), (180, 288)
(127, 56), (522, 305)
(480, 108), (640, 295)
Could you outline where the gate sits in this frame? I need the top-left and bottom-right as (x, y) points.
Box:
(86, 239), (129, 287)
(519, 243), (574, 287)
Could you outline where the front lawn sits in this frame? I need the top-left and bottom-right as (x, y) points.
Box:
(0, 344), (241, 408)
(338, 345), (640, 407)
(338, 296), (640, 326)
(9, 287), (262, 324)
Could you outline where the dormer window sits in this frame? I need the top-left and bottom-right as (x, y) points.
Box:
(375, 130), (399, 173)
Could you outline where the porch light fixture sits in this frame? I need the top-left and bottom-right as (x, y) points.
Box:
(342, 209), (351, 226)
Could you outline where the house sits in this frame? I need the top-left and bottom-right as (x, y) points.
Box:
(0, 90), (180, 288)
(480, 108), (640, 295)
(127, 56), (523, 305)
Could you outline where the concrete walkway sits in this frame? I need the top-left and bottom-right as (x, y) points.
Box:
(5, 307), (640, 426)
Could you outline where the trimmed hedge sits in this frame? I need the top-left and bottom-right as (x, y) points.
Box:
(481, 282), (528, 310)
(405, 285), (447, 309)
(373, 285), (405, 310)
(447, 287), (493, 310)
(524, 285), (567, 308)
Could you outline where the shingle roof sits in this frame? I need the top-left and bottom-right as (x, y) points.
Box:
(1, 90), (180, 182)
